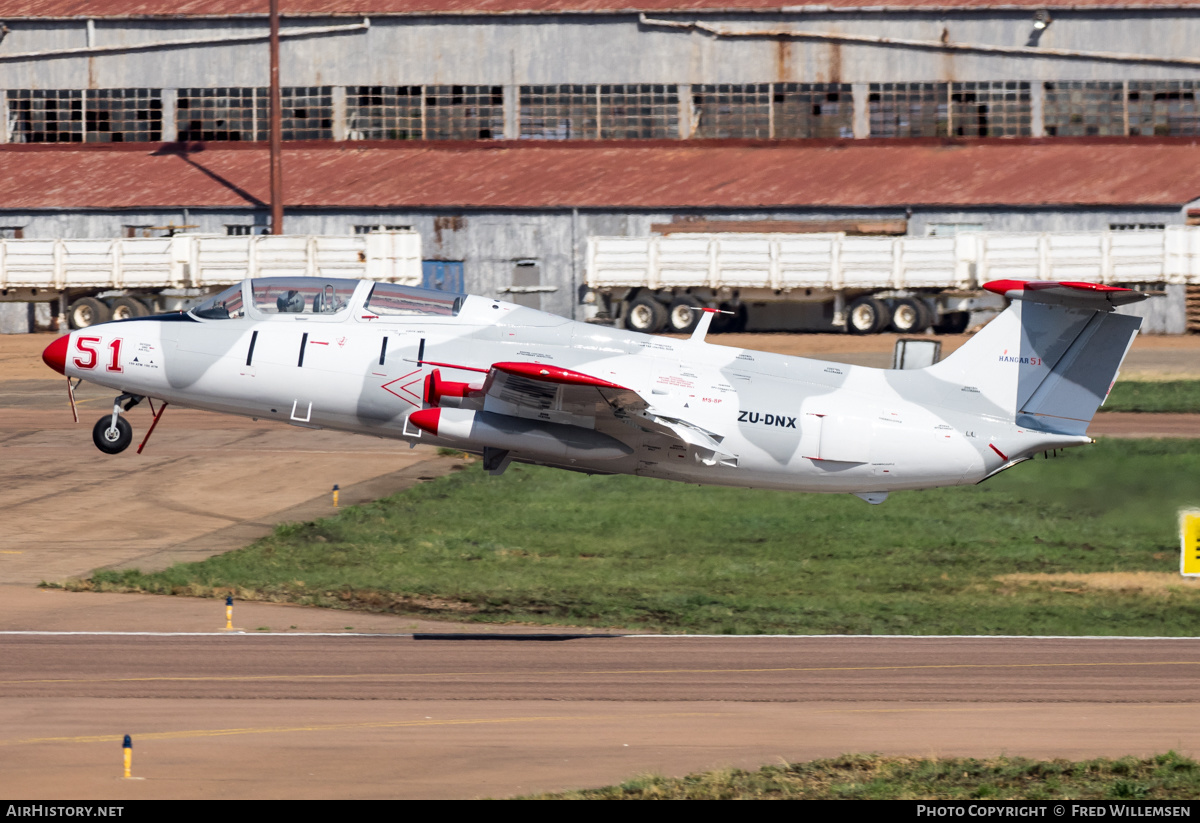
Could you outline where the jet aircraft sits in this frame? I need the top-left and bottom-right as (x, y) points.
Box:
(41, 276), (1148, 504)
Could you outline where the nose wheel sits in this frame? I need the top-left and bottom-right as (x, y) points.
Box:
(91, 394), (142, 454)
(92, 416), (133, 454)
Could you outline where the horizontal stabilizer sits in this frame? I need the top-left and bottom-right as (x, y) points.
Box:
(984, 280), (1150, 311)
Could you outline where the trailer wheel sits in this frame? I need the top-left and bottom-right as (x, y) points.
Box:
(667, 295), (702, 333)
(847, 297), (889, 334)
(625, 295), (667, 334)
(890, 298), (932, 334)
(110, 297), (150, 321)
(934, 311), (971, 334)
(68, 297), (111, 329)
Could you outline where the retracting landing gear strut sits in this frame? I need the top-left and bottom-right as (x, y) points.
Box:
(91, 394), (142, 454)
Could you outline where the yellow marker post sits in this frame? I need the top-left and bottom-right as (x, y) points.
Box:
(122, 735), (132, 779)
(1182, 510), (1200, 577)
(225, 594), (233, 630)
(332, 484), (339, 507)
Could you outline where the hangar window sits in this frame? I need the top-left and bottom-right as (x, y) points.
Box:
(424, 85), (504, 140)
(281, 87), (334, 140)
(1043, 82), (1125, 137)
(347, 85), (502, 140)
(599, 85), (679, 139)
(519, 84), (679, 140)
(868, 83), (949, 138)
(949, 81), (1032, 138)
(7, 88), (165, 143)
(1109, 223), (1166, 232)
(773, 84), (853, 139)
(6, 90), (83, 143)
(177, 87), (332, 141)
(365, 282), (464, 317)
(177, 88), (263, 141)
(520, 85), (598, 140)
(353, 225), (413, 233)
(691, 84), (771, 138)
(85, 89), (163, 143)
(346, 86), (423, 140)
(1127, 81), (1200, 137)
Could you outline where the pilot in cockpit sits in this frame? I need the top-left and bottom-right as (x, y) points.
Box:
(277, 290), (305, 313)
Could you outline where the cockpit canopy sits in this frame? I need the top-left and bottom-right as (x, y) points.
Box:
(191, 277), (465, 320)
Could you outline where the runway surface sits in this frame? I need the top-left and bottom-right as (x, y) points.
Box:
(5, 633), (1200, 799)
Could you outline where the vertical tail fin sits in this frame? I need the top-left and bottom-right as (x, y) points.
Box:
(924, 281), (1147, 435)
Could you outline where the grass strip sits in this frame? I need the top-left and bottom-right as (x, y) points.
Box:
(1103, 381), (1200, 414)
(518, 752), (1200, 799)
(66, 439), (1200, 636)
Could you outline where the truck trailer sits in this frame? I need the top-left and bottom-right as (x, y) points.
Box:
(584, 228), (1200, 334)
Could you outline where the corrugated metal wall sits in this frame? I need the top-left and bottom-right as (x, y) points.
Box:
(3, 13), (1200, 89)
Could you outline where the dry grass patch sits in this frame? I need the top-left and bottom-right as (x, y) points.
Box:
(995, 571), (1200, 598)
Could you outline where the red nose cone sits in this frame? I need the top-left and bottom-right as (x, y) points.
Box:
(408, 408), (441, 436)
(42, 335), (68, 375)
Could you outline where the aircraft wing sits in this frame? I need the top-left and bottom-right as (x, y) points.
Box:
(430, 360), (737, 466)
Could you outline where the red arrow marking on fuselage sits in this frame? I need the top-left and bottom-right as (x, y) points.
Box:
(381, 368), (425, 407)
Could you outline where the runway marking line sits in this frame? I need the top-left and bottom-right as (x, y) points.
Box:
(2, 711), (729, 747)
(4, 659), (1200, 687)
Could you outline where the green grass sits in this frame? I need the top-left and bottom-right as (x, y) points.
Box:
(1103, 381), (1200, 413)
(71, 438), (1200, 636)
(519, 752), (1200, 799)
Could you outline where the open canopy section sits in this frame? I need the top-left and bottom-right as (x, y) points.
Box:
(363, 282), (464, 317)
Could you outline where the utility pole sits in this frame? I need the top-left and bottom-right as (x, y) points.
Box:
(269, 0), (283, 234)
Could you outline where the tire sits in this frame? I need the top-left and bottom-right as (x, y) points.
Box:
(68, 297), (111, 329)
(889, 297), (932, 334)
(92, 416), (133, 455)
(666, 295), (703, 333)
(110, 296), (150, 321)
(934, 311), (971, 334)
(846, 296), (889, 335)
(624, 294), (667, 334)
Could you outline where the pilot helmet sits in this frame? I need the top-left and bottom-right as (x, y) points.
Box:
(276, 289), (305, 313)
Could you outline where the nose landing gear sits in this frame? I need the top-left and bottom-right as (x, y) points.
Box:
(92, 394), (142, 454)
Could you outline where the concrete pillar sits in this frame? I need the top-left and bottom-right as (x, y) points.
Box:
(503, 84), (519, 139)
(1029, 81), (1045, 137)
(678, 84), (693, 139)
(331, 85), (347, 141)
(852, 83), (870, 138)
(160, 88), (177, 142)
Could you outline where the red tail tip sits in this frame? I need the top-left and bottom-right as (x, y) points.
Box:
(42, 335), (68, 375)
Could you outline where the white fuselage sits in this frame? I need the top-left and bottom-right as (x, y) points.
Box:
(57, 290), (1088, 496)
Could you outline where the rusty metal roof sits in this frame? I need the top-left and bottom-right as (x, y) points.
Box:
(2, 140), (1200, 210)
(3, 1), (1191, 17)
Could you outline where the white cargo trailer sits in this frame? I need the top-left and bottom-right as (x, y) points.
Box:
(0, 231), (422, 329)
(584, 228), (1200, 334)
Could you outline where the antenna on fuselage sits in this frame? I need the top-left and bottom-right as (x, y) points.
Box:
(688, 307), (733, 344)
